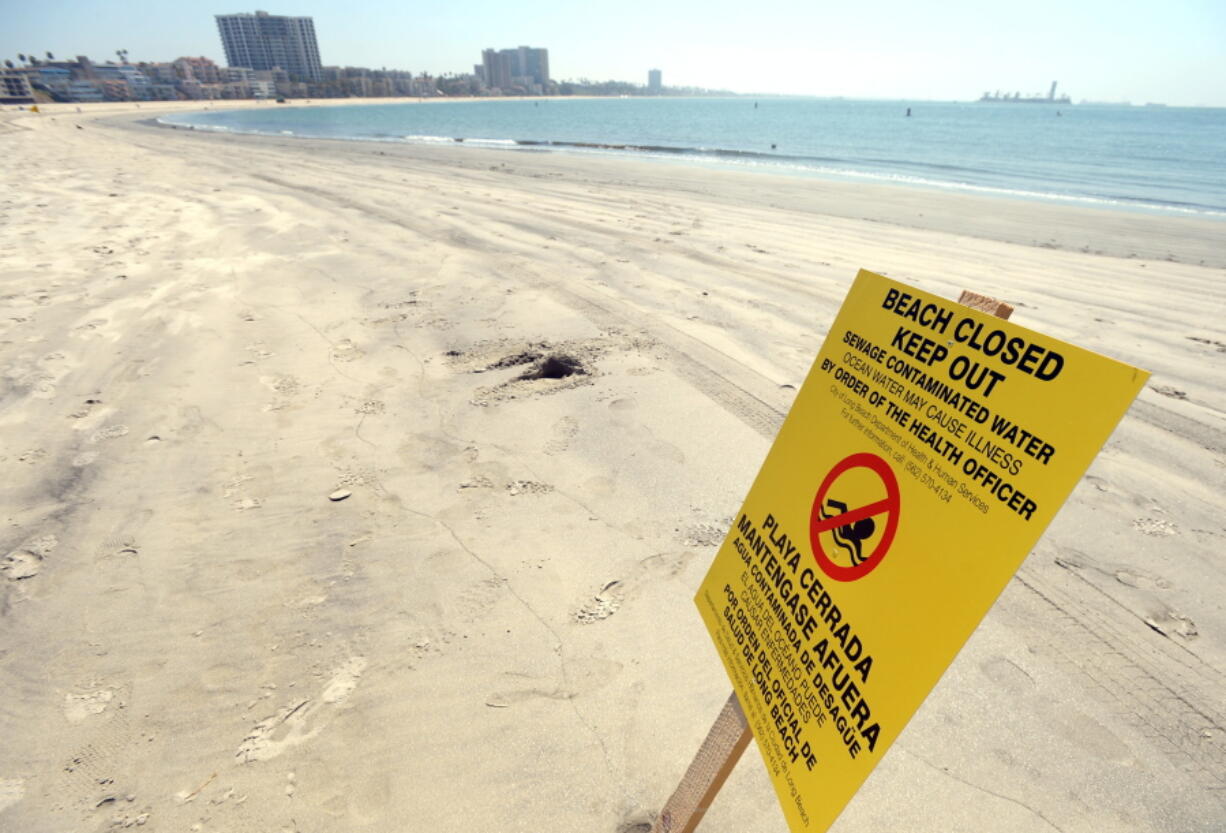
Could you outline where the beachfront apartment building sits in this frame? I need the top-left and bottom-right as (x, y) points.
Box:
(215, 10), (323, 83)
(174, 56), (223, 84)
(479, 46), (549, 94)
(648, 69), (662, 94)
(23, 64), (122, 102)
(141, 63), (180, 85)
(93, 64), (153, 98)
(33, 67), (73, 97)
(0, 70), (35, 104)
(66, 80), (105, 102)
(7, 50), (450, 103)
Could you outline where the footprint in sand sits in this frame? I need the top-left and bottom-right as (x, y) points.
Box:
(639, 551), (695, 578)
(3, 534), (59, 581)
(260, 375), (301, 412)
(448, 577), (508, 620)
(68, 397), (103, 420)
(222, 475), (262, 510)
(90, 424), (129, 443)
(543, 416), (579, 455)
(678, 517), (732, 548)
(1144, 610), (1198, 639)
(571, 554), (694, 627)
(243, 342), (275, 363)
(64, 689), (115, 723)
(72, 450), (99, 467)
(330, 339), (363, 362)
(2, 550), (43, 580)
(260, 375), (300, 395)
(72, 319), (108, 337)
(321, 657), (367, 703)
(980, 656), (1035, 694)
(483, 684), (576, 708)
(1132, 517), (1178, 536)
(573, 580), (623, 624)
(1113, 568), (1172, 590)
(505, 480), (553, 496)
(406, 627), (454, 661)
(18, 447), (47, 464)
(235, 657), (367, 762)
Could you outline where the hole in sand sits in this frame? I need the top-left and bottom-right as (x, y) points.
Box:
(518, 354), (586, 380)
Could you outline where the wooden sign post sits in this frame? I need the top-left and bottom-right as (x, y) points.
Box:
(650, 692), (750, 833)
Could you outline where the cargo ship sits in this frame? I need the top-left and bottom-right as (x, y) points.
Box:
(980, 81), (1071, 104)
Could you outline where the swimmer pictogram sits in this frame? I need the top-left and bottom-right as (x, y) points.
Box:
(809, 452), (900, 581)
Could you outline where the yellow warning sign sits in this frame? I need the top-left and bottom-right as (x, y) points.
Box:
(695, 269), (1149, 832)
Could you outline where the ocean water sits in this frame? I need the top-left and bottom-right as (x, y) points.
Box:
(161, 98), (1226, 218)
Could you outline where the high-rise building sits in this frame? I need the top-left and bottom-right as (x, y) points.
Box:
(518, 46), (549, 88)
(481, 48), (508, 90)
(648, 69), (662, 94)
(480, 46), (549, 92)
(215, 10), (322, 82)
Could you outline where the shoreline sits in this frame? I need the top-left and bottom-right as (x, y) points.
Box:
(118, 109), (1226, 269)
(12, 98), (1224, 230)
(152, 110), (1226, 225)
(2, 99), (1223, 833)
(162, 119), (1226, 223)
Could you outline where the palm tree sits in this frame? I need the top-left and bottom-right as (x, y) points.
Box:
(45, 51), (54, 61)
(4, 59), (13, 69)
(17, 53), (26, 65)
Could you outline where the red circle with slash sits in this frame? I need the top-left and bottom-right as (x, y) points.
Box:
(809, 452), (900, 581)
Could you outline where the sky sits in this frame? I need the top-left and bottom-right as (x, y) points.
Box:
(3, 0), (1225, 106)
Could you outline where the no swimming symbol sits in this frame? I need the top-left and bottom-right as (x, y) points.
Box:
(809, 453), (900, 581)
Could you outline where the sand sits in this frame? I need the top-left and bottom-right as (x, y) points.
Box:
(1, 100), (1223, 833)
